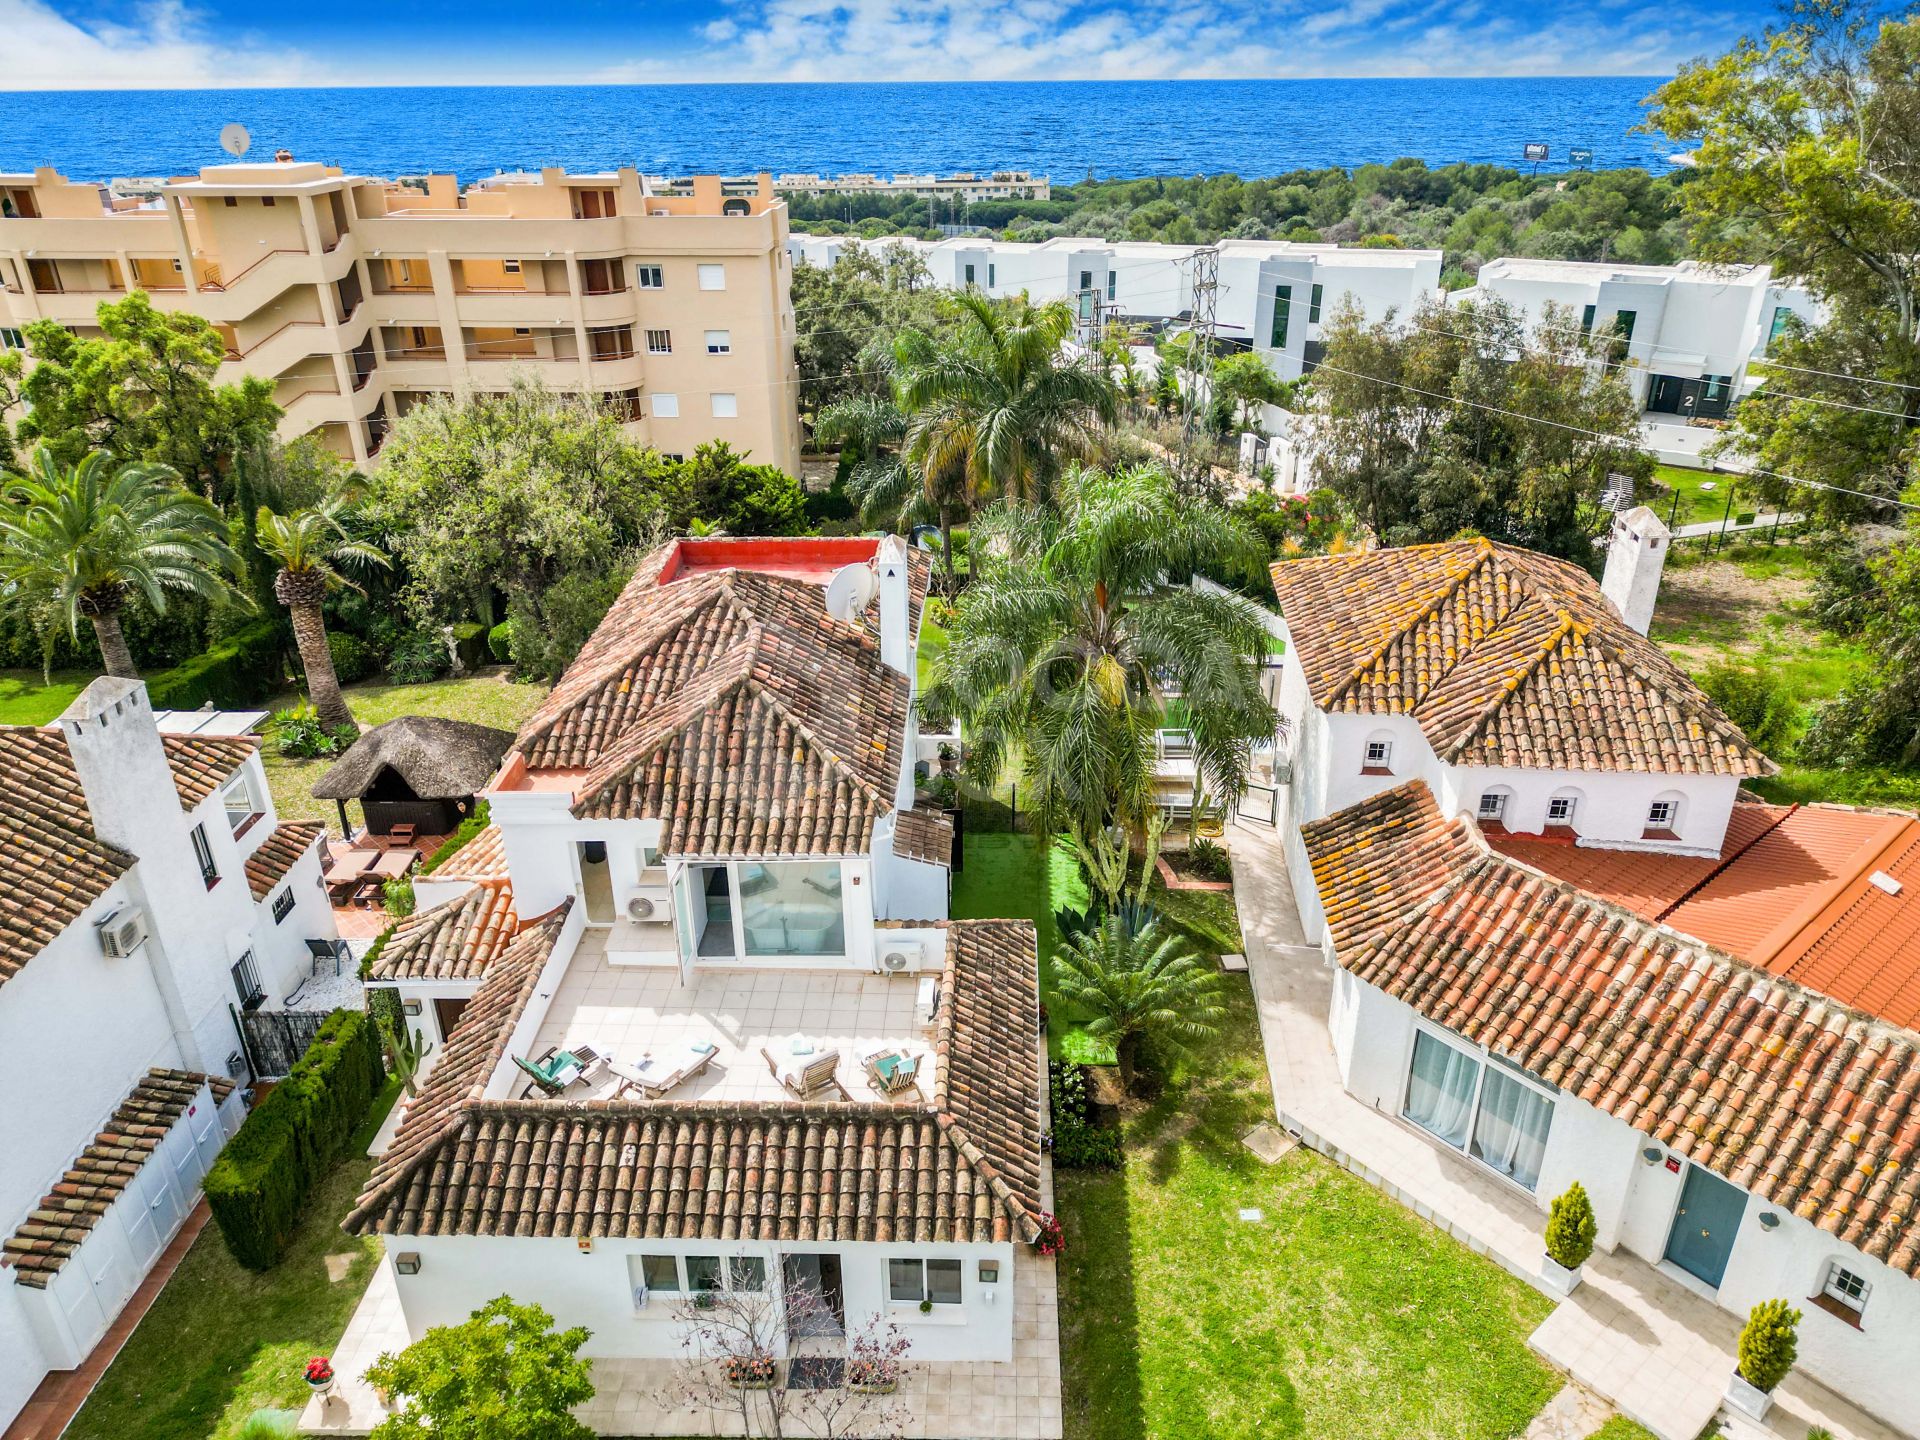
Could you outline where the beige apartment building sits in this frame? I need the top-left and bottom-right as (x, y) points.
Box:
(0, 161), (802, 472)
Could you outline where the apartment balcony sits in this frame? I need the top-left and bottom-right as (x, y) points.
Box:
(448, 289), (578, 326)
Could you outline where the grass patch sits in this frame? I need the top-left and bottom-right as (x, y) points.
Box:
(952, 832), (1095, 1054)
(264, 672), (548, 836)
(917, 616), (949, 695)
(1649, 464), (1745, 529)
(1747, 765), (1920, 811)
(0, 667), (95, 724)
(1056, 982), (1561, 1440)
(66, 1159), (382, 1440)
(1591, 1417), (1660, 1440)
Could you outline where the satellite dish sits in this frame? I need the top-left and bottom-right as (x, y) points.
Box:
(219, 124), (251, 159)
(823, 562), (878, 623)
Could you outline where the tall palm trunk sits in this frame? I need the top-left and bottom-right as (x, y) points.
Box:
(87, 608), (138, 679)
(291, 601), (354, 730)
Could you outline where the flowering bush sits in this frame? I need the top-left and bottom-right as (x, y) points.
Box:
(725, 1352), (777, 1388)
(1033, 1211), (1065, 1256)
(305, 1356), (335, 1385)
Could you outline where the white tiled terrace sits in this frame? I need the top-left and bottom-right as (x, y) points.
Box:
(523, 929), (940, 1106)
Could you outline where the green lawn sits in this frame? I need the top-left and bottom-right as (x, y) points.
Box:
(917, 616), (949, 695)
(1591, 1416), (1660, 1440)
(1055, 970), (1560, 1440)
(1648, 464), (1745, 528)
(0, 667), (97, 724)
(265, 672), (549, 836)
(67, 1156), (385, 1440)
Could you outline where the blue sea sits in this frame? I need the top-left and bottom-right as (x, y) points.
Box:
(0, 78), (1680, 184)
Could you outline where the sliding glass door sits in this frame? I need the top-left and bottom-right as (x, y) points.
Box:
(671, 860), (848, 963)
(1402, 1029), (1554, 1192)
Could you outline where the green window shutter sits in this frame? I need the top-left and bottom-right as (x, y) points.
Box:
(1309, 283), (1323, 324)
(1580, 304), (1596, 334)
(1270, 285), (1292, 349)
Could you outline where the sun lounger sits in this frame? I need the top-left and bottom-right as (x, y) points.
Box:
(369, 848), (416, 882)
(611, 1039), (720, 1098)
(513, 1044), (607, 1098)
(762, 1038), (847, 1099)
(862, 1046), (923, 1098)
(324, 848), (379, 900)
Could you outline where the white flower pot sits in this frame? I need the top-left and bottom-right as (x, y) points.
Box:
(1725, 1371), (1774, 1422)
(1540, 1254), (1583, 1296)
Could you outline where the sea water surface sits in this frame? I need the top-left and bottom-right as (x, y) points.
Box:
(0, 78), (1678, 183)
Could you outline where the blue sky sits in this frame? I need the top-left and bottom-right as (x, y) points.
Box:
(4, 0), (1773, 89)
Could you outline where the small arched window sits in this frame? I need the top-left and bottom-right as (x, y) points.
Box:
(1645, 791), (1686, 839)
(1361, 731), (1396, 776)
(1476, 787), (1514, 826)
(722, 198), (750, 217)
(1546, 788), (1584, 830)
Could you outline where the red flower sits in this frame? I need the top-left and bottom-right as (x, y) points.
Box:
(305, 1357), (334, 1384)
(1033, 1211), (1066, 1256)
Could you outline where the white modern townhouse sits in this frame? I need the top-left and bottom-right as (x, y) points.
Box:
(334, 534), (1057, 1437)
(0, 681), (339, 1431)
(1462, 257), (1821, 422)
(1265, 517), (1920, 1432)
(787, 233), (1443, 380)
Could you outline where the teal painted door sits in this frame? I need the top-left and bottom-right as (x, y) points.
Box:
(1665, 1164), (1747, 1288)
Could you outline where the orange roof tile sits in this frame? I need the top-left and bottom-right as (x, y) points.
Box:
(1270, 540), (1773, 777)
(1303, 780), (1920, 1278)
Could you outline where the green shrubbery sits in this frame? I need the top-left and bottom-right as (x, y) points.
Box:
(448, 620), (488, 672)
(203, 1009), (385, 1270)
(326, 630), (376, 685)
(273, 705), (357, 758)
(487, 620), (513, 663)
(1544, 1181), (1597, 1270)
(421, 801), (491, 874)
(385, 629), (449, 684)
(146, 618), (288, 710)
(1047, 1059), (1122, 1169)
(1737, 1299), (1801, 1393)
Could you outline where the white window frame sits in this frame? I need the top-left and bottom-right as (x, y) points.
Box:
(0, 327), (24, 351)
(1646, 799), (1677, 831)
(1477, 791), (1508, 822)
(1547, 795), (1578, 826)
(222, 773), (258, 833)
(697, 263), (726, 291)
(646, 328), (672, 354)
(191, 822), (219, 887)
(1363, 739), (1392, 771)
(502, 258), (522, 273)
(887, 1256), (964, 1305)
(704, 329), (732, 355)
(1401, 1022), (1557, 1195)
(1818, 1260), (1870, 1319)
(651, 393), (679, 418)
(636, 264), (664, 289)
(711, 392), (738, 418)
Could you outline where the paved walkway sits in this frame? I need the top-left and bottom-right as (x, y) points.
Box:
(2, 1200), (211, 1440)
(1225, 811), (1907, 1440)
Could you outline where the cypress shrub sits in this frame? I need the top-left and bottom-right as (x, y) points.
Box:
(1544, 1181), (1597, 1269)
(148, 619), (289, 709)
(204, 1009), (385, 1270)
(1736, 1299), (1801, 1392)
(449, 621), (489, 672)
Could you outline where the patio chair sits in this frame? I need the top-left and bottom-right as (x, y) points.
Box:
(763, 1045), (848, 1100)
(862, 1047), (922, 1099)
(611, 1039), (720, 1098)
(305, 938), (351, 978)
(514, 1044), (608, 1098)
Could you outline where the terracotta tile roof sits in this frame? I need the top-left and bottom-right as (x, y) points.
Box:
(1270, 540), (1773, 776)
(366, 880), (522, 982)
(893, 805), (955, 866)
(426, 824), (510, 883)
(159, 733), (258, 809)
(1493, 803), (1920, 1032)
(0, 727), (136, 985)
(513, 549), (915, 856)
(6, 1068), (233, 1287)
(345, 902), (575, 1233)
(1303, 780), (1920, 1277)
(244, 821), (324, 900)
(344, 919), (1044, 1246)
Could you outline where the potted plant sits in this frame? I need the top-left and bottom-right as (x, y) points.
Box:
(304, 1356), (335, 1398)
(1541, 1181), (1597, 1295)
(726, 1351), (777, 1390)
(937, 741), (958, 777)
(918, 1297), (934, 1315)
(1727, 1299), (1800, 1421)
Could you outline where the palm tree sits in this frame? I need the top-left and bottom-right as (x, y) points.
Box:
(893, 291), (1119, 508)
(815, 392), (969, 594)
(1053, 909), (1226, 1092)
(256, 480), (389, 730)
(0, 448), (243, 679)
(923, 463), (1277, 837)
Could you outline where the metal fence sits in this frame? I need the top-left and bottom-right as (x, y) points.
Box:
(234, 1006), (331, 1079)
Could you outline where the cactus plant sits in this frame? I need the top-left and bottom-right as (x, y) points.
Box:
(385, 1021), (433, 1098)
(1544, 1181), (1598, 1270)
(1736, 1299), (1801, 1393)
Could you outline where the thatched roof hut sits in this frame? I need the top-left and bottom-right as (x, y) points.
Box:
(313, 716), (516, 837)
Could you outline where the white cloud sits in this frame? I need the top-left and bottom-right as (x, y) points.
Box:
(0, 0), (328, 89)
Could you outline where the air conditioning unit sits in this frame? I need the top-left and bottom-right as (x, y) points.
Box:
(95, 905), (149, 958)
(626, 894), (659, 922)
(878, 941), (924, 976)
(224, 1049), (248, 1079)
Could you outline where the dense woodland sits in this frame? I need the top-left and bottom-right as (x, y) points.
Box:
(787, 161), (1707, 287)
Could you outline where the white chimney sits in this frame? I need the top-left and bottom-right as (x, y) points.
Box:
(876, 534), (911, 676)
(1600, 505), (1670, 635)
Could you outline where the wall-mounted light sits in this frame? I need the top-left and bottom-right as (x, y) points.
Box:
(402, 999), (422, 1017)
(1758, 1213), (1781, 1231)
(394, 1251), (421, 1275)
(1641, 1146), (1663, 1166)
(978, 1260), (1000, 1284)
(577, 1235), (594, 1253)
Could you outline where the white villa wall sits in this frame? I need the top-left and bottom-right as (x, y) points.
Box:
(389, 1234), (1019, 1363)
(1334, 976), (1920, 1429)
(871, 816), (950, 923)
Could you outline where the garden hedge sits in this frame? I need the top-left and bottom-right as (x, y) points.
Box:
(147, 619), (290, 710)
(203, 1009), (386, 1270)
(449, 621), (489, 673)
